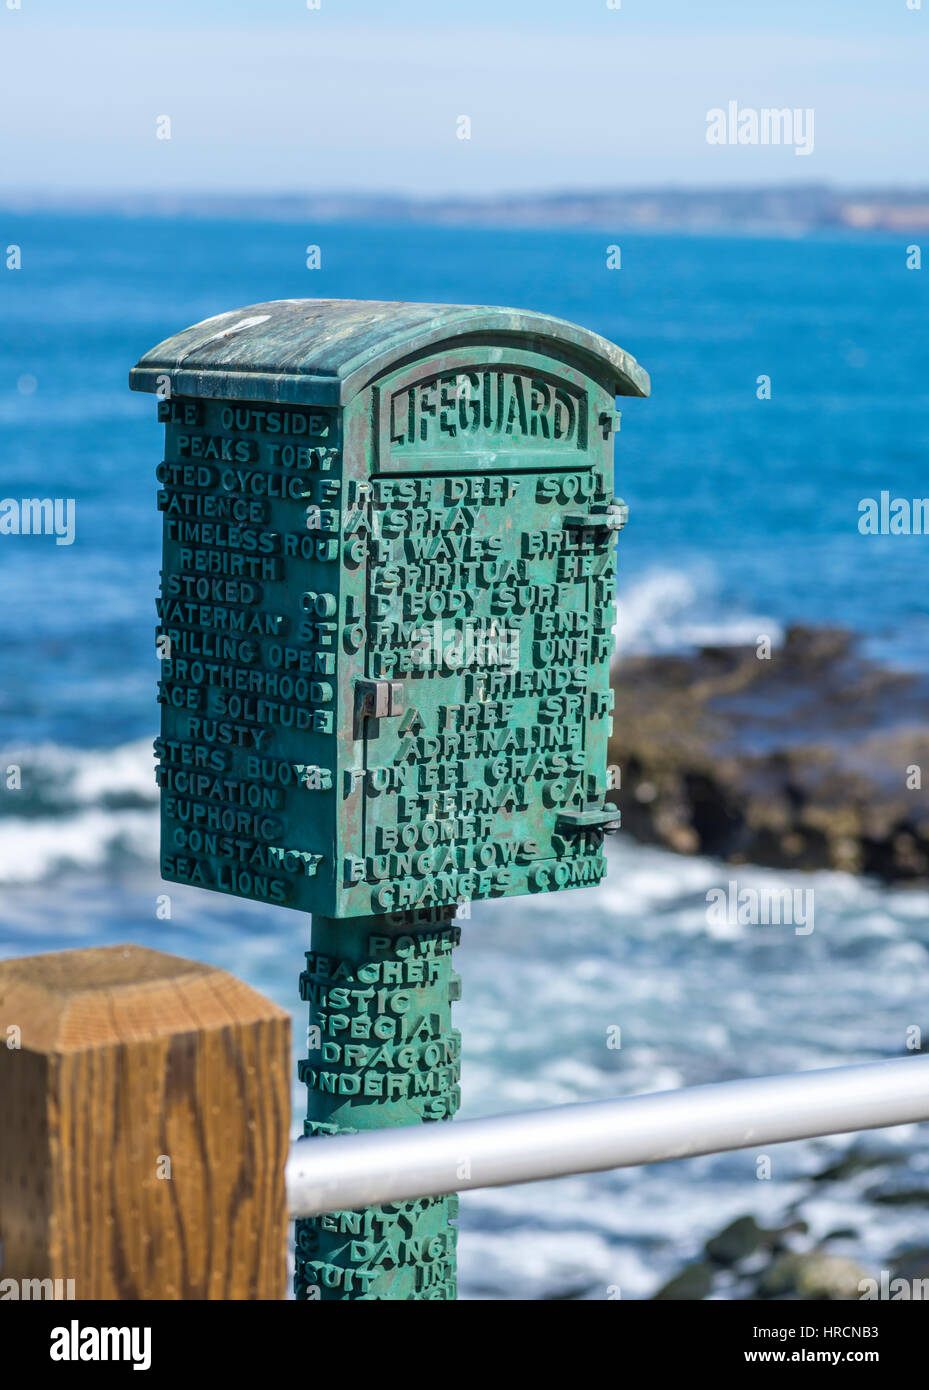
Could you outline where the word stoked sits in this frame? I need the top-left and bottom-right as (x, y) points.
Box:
(50, 1320), (151, 1371)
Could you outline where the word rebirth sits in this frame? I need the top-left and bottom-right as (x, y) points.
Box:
(0, 496), (75, 545)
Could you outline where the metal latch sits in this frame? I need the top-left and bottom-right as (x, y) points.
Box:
(557, 805), (622, 835)
(355, 679), (404, 720)
(563, 498), (629, 534)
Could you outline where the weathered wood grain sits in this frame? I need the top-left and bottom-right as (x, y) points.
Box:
(0, 944), (290, 1299)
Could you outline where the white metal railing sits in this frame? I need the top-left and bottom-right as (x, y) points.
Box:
(286, 1055), (929, 1217)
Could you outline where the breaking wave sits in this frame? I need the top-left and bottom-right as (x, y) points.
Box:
(615, 565), (783, 657)
(0, 738), (158, 883)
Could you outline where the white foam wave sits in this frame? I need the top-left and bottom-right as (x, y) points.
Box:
(615, 565), (783, 657)
(0, 807), (157, 883)
(4, 736), (157, 806)
(0, 737), (158, 883)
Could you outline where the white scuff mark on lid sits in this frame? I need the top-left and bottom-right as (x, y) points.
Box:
(203, 314), (271, 342)
(193, 310), (236, 328)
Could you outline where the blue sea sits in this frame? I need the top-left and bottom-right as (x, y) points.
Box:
(1, 216), (928, 1298)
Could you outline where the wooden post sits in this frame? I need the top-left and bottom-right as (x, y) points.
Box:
(0, 944), (290, 1300)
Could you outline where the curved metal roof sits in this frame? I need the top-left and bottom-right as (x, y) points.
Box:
(129, 298), (650, 405)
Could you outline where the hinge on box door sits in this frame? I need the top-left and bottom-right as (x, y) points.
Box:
(557, 805), (622, 835)
(563, 498), (629, 534)
(355, 679), (404, 721)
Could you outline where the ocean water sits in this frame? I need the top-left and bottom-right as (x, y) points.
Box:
(1, 216), (928, 1299)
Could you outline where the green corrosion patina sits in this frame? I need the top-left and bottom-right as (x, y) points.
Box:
(130, 298), (649, 1300)
(296, 910), (460, 1300)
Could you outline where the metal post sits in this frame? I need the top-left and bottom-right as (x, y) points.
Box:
(295, 909), (461, 1300)
(130, 298), (650, 1300)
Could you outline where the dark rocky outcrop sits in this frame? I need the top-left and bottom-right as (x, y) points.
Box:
(608, 626), (929, 882)
(650, 1141), (921, 1299)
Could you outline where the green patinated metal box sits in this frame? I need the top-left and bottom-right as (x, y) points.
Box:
(130, 300), (649, 919)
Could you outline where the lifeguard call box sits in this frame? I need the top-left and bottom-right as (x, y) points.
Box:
(130, 300), (650, 921)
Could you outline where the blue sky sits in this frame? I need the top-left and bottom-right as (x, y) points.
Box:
(1, 1), (926, 194)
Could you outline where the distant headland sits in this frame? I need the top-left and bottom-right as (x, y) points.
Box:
(3, 184), (929, 234)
